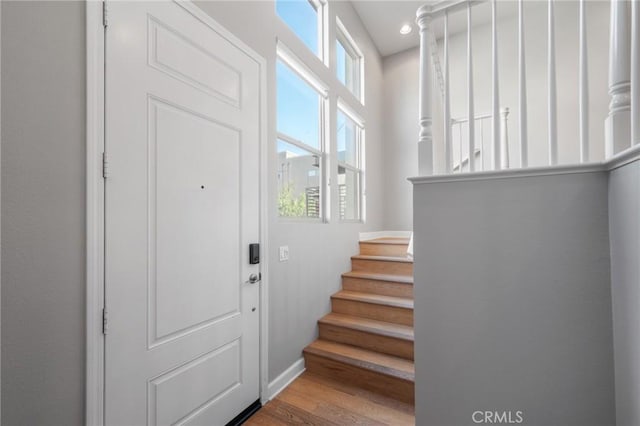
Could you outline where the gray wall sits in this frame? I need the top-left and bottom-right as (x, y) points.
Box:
(380, 45), (444, 231)
(609, 159), (640, 426)
(382, 48), (419, 231)
(1, 2), (86, 425)
(194, 0), (385, 381)
(413, 171), (616, 426)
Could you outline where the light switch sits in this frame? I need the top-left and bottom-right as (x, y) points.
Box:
(279, 246), (289, 262)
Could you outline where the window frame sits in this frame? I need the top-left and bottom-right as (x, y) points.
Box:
(336, 99), (365, 223)
(275, 0), (327, 62)
(336, 17), (364, 103)
(310, 0), (328, 63)
(276, 44), (329, 222)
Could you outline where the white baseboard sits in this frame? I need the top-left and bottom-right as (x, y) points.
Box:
(265, 357), (305, 402)
(359, 230), (412, 241)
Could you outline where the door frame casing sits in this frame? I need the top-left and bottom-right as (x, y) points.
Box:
(85, 2), (270, 424)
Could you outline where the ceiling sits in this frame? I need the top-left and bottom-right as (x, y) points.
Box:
(351, 1), (427, 57)
(351, 0), (519, 58)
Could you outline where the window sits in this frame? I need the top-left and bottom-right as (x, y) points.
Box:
(336, 104), (364, 221)
(276, 0), (324, 58)
(336, 18), (363, 101)
(276, 56), (326, 219)
(277, 61), (320, 150)
(275, 13), (366, 223)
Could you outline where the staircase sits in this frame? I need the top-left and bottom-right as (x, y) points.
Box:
(303, 237), (415, 405)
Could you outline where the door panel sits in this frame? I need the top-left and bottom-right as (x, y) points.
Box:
(150, 98), (241, 345)
(104, 2), (261, 425)
(149, 340), (241, 425)
(149, 17), (242, 106)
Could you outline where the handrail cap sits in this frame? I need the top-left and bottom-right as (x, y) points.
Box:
(416, 4), (432, 19)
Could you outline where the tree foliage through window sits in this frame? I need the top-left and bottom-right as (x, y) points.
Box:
(278, 183), (307, 217)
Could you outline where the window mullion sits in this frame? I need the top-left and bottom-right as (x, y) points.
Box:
(338, 162), (360, 174)
(277, 132), (322, 157)
(319, 95), (327, 222)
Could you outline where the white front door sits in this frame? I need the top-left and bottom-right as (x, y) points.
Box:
(104, 2), (261, 424)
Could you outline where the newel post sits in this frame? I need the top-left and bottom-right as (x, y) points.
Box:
(606, 0), (631, 157)
(417, 6), (434, 175)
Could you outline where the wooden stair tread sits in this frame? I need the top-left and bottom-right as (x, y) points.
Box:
(332, 291), (414, 309)
(342, 271), (413, 284)
(304, 340), (415, 382)
(352, 254), (413, 263)
(361, 238), (410, 245)
(319, 313), (414, 341)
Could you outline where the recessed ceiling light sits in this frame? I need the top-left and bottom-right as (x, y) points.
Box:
(400, 24), (413, 35)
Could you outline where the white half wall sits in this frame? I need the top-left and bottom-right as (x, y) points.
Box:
(412, 170), (615, 425)
(609, 159), (640, 426)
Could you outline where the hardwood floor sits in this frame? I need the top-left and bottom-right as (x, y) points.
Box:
(245, 372), (415, 425)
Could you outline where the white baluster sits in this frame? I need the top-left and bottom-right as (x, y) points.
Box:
(459, 124), (463, 172)
(500, 108), (510, 169)
(548, 0), (558, 165)
(480, 119), (485, 171)
(519, 0), (528, 168)
(444, 12), (452, 173)
(417, 6), (434, 175)
(632, 0), (640, 146)
(606, 0), (631, 157)
(579, 0), (589, 162)
(492, 0), (500, 170)
(467, 3), (475, 172)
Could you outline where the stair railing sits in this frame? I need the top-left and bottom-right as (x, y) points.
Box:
(450, 108), (509, 173)
(416, 0), (640, 176)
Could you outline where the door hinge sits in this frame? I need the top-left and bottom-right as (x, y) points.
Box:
(102, 152), (109, 179)
(103, 2), (109, 27)
(102, 308), (108, 335)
